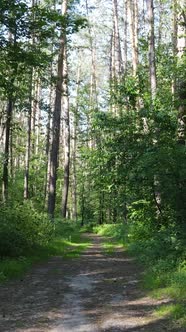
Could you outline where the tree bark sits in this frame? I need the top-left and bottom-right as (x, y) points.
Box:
(2, 99), (13, 202)
(35, 76), (41, 155)
(48, 0), (67, 218)
(2, 31), (17, 202)
(146, 0), (157, 98)
(128, 0), (138, 76)
(44, 83), (54, 208)
(123, 0), (128, 74)
(61, 43), (70, 219)
(172, 0), (178, 97)
(71, 60), (81, 221)
(177, 0), (186, 145)
(24, 104), (32, 200)
(48, 50), (64, 217)
(112, 0), (123, 77)
(24, 71), (33, 200)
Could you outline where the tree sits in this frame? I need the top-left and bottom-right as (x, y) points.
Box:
(146, 0), (157, 98)
(177, 0), (186, 145)
(61, 21), (70, 218)
(48, 1), (68, 218)
(128, 0), (138, 76)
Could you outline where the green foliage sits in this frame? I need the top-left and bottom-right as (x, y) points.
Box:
(0, 219), (89, 282)
(96, 221), (186, 327)
(0, 202), (53, 257)
(143, 258), (186, 327)
(94, 223), (128, 243)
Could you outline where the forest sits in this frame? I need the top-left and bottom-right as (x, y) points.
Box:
(0, 0), (186, 329)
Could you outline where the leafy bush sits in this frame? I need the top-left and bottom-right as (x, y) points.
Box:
(0, 218), (89, 282)
(94, 223), (128, 243)
(0, 202), (53, 257)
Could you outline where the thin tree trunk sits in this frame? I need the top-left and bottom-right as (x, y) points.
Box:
(177, 0), (186, 145)
(44, 85), (54, 207)
(85, 0), (98, 146)
(172, 0), (178, 97)
(24, 73), (32, 200)
(48, 0), (67, 218)
(2, 31), (16, 202)
(174, 0), (186, 227)
(123, 0), (128, 74)
(35, 76), (41, 155)
(31, 69), (36, 154)
(128, 0), (138, 76)
(2, 99), (13, 201)
(113, 0), (123, 77)
(10, 125), (13, 178)
(61, 44), (70, 219)
(81, 189), (85, 227)
(146, 0), (163, 219)
(146, 0), (157, 98)
(72, 60), (81, 221)
(158, 0), (163, 47)
(47, 49), (64, 217)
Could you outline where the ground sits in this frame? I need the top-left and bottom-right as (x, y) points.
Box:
(0, 234), (184, 332)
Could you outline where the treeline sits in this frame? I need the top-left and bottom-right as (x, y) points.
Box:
(0, 0), (86, 220)
(0, 0), (186, 259)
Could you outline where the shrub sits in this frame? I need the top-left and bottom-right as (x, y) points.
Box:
(0, 202), (53, 257)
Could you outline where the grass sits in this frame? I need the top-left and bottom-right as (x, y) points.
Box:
(0, 222), (90, 283)
(145, 261), (186, 328)
(93, 222), (186, 328)
(154, 303), (186, 328)
(103, 242), (116, 254)
(93, 223), (128, 244)
(102, 240), (124, 254)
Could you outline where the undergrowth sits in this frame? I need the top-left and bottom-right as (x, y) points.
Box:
(94, 222), (186, 328)
(0, 218), (89, 283)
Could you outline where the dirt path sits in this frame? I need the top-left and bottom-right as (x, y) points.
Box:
(0, 234), (183, 332)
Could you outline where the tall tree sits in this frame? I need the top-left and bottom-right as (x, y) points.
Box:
(128, 0), (138, 76)
(146, 0), (157, 98)
(177, 0), (186, 145)
(2, 99), (13, 202)
(2, 30), (17, 201)
(61, 27), (70, 218)
(123, 0), (128, 74)
(71, 54), (81, 221)
(112, 0), (123, 77)
(24, 73), (32, 200)
(48, 0), (68, 218)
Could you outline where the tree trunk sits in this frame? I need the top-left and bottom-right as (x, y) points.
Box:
(146, 0), (163, 219)
(71, 60), (81, 221)
(48, 1), (67, 218)
(47, 52), (64, 217)
(146, 0), (157, 98)
(35, 76), (41, 155)
(172, 0), (178, 97)
(44, 84), (54, 208)
(177, 0), (186, 145)
(123, 0), (128, 74)
(2, 32), (17, 202)
(61, 44), (70, 219)
(112, 0), (123, 77)
(2, 99), (13, 201)
(128, 0), (138, 76)
(24, 72), (32, 200)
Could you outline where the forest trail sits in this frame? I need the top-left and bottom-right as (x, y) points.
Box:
(0, 234), (182, 332)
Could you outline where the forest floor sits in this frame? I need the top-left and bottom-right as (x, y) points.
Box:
(0, 234), (184, 332)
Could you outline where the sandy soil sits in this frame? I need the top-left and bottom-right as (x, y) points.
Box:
(0, 234), (184, 332)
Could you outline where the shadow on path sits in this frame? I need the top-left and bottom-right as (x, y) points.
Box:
(0, 234), (183, 332)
